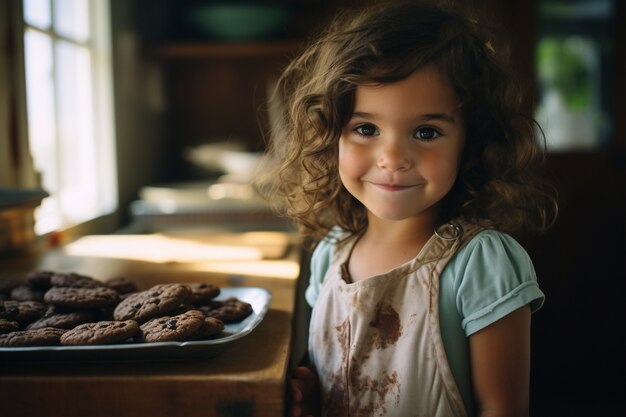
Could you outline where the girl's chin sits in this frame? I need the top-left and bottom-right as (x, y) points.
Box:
(366, 205), (440, 224)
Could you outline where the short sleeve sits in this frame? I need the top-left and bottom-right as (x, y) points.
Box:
(304, 236), (335, 307)
(447, 230), (545, 336)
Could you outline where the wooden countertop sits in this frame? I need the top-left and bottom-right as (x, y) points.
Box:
(0, 231), (303, 417)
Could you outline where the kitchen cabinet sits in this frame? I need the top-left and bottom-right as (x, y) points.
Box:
(134, 1), (352, 182)
(147, 39), (301, 181)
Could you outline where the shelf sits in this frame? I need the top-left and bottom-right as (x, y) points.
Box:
(148, 40), (303, 60)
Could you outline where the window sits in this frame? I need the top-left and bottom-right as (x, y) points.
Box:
(535, 0), (615, 151)
(22, 0), (117, 235)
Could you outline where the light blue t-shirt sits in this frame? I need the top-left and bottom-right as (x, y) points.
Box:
(305, 229), (545, 415)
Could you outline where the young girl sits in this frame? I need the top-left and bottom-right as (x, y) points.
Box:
(257, 1), (557, 416)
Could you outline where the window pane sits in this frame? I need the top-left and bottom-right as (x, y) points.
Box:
(535, 0), (614, 151)
(23, 0), (117, 235)
(24, 0), (51, 29)
(54, 0), (90, 42)
(535, 36), (604, 150)
(23, 28), (61, 234)
(55, 40), (100, 222)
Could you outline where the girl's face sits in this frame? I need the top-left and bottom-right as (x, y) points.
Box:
(338, 65), (465, 224)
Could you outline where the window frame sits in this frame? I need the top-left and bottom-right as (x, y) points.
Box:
(1, 0), (120, 241)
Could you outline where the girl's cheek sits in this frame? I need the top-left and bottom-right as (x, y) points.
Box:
(338, 141), (368, 175)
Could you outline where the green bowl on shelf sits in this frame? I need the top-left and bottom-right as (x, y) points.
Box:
(188, 3), (291, 41)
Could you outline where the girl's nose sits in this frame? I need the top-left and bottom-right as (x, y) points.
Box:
(377, 139), (412, 171)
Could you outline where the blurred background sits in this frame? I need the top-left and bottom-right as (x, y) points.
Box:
(0, 0), (624, 416)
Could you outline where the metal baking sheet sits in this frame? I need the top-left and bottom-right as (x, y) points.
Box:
(0, 287), (271, 362)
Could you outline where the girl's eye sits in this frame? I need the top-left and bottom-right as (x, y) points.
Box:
(414, 127), (441, 141)
(354, 124), (378, 137)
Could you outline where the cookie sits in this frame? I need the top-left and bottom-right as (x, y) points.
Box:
(0, 327), (67, 347)
(113, 283), (192, 323)
(0, 318), (20, 334)
(60, 320), (139, 346)
(95, 305), (116, 321)
(50, 272), (104, 288)
(185, 317), (224, 340)
(198, 297), (253, 323)
(25, 270), (55, 289)
(10, 285), (46, 302)
(136, 310), (205, 343)
(44, 286), (120, 309)
(105, 276), (138, 294)
(0, 277), (24, 295)
(189, 283), (221, 304)
(168, 304), (194, 316)
(0, 300), (47, 324)
(26, 310), (96, 330)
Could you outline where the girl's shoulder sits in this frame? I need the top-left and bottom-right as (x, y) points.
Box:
(305, 228), (345, 306)
(443, 228), (545, 335)
(310, 226), (345, 260)
(455, 228), (535, 275)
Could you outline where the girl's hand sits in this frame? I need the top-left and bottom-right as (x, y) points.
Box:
(288, 365), (319, 417)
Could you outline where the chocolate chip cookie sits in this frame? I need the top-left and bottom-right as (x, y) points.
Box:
(0, 277), (24, 295)
(44, 286), (120, 309)
(113, 283), (192, 323)
(136, 310), (205, 343)
(189, 283), (220, 304)
(50, 272), (104, 288)
(26, 310), (96, 330)
(60, 320), (139, 346)
(0, 300), (47, 324)
(104, 276), (138, 294)
(0, 318), (20, 334)
(9, 285), (46, 302)
(0, 327), (67, 347)
(198, 297), (253, 323)
(25, 270), (54, 289)
(186, 317), (224, 340)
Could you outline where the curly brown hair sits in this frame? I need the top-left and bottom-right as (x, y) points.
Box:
(256, 0), (557, 243)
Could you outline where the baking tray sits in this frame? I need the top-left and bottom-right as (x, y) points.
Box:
(0, 287), (271, 362)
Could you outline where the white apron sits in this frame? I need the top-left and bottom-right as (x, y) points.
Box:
(309, 222), (482, 417)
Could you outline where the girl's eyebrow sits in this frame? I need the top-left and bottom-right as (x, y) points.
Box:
(420, 113), (458, 124)
(351, 111), (458, 124)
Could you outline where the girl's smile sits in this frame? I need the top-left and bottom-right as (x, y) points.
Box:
(369, 182), (424, 191)
(338, 65), (465, 225)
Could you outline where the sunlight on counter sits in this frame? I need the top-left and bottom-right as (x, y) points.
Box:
(62, 232), (300, 279)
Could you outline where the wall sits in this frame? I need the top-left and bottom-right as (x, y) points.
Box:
(110, 0), (172, 225)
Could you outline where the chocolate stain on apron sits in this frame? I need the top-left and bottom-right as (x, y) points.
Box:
(309, 222), (482, 417)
